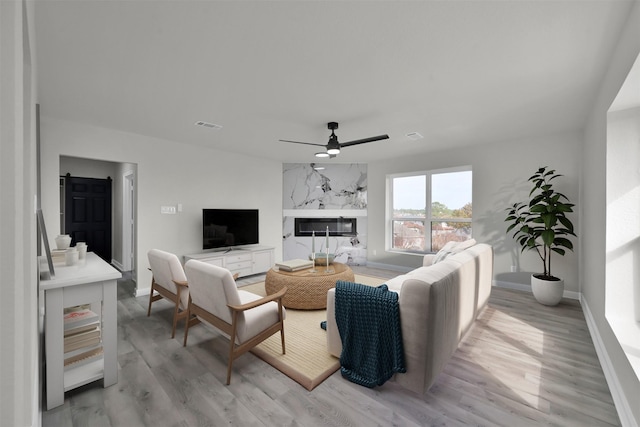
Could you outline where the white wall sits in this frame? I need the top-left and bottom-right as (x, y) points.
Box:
(39, 117), (283, 295)
(60, 156), (118, 181)
(606, 105), (640, 387)
(367, 131), (581, 293)
(582, 1), (640, 425)
(606, 106), (640, 323)
(0, 1), (39, 425)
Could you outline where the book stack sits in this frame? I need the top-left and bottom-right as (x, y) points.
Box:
(63, 308), (103, 367)
(275, 259), (315, 272)
(51, 249), (66, 265)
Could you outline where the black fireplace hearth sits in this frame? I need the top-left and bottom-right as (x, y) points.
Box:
(294, 217), (357, 237)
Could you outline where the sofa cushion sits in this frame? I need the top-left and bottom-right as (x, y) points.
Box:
(385, 265), (433, 293)
(432, 238), (476, 264)
(452, 238), (476, 253)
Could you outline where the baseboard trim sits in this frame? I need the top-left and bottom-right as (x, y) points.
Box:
(494, 279), (580, 300)
(581, 297), (637, 427)
(135, 288), (150, 297)
(365, 261), (413, 273)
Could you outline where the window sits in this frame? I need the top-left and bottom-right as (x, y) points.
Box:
(389, 167), (472, 253)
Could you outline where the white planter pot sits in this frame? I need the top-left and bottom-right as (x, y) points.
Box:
(531, 274), (564, 306)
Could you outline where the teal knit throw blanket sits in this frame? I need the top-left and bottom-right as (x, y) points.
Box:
(335, 280), (406, 387)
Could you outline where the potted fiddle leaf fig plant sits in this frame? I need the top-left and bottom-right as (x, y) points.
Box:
(505, 166), (576, 306)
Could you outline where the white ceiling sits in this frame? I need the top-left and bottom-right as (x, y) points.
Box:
(34, 0), (635, 164)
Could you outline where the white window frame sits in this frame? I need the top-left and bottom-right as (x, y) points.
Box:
(387, 165), (472, 254)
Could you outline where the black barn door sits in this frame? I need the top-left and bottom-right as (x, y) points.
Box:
(64, 175), (112, 262)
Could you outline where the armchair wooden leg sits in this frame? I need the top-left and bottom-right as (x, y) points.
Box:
(147, 281), (155, 316)
(170, 303), (180, 339)
(183, 318), (190, 347)
(226, 358), (233, 385)
(227, 311), (240, 385)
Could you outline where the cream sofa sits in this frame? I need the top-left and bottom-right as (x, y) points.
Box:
(326, 241), (494, 394)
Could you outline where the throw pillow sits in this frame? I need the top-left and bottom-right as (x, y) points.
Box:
(432, 239), (476, 264)
(432, 241), (458, 264)
(452, 238), (476, 253)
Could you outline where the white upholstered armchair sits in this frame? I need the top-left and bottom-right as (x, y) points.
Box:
(147, 249), (190, 338)
(182, 260), (287, 384)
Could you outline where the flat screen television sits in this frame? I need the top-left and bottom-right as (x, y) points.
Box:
(203, 208), (259, 250)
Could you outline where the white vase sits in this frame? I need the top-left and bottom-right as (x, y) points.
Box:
(55, 234), (71, 250)
(65, 247), (79, 266)
(76, 242), (87, 259)
(531, 274), (564, 306)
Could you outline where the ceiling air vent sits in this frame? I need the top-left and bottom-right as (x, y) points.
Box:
(195, 121), (222, 130)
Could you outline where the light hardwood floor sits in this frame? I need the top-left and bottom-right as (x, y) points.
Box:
(43, 266), (621, 427)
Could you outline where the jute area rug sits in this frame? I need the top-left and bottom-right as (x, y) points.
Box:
(242, 274), (387, 391)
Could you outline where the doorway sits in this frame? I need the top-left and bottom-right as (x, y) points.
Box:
(60, 156), (138, 287)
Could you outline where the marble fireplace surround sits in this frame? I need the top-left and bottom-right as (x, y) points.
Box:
(283, 163), (367, 265)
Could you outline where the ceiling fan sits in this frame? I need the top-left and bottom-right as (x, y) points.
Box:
(279, 122), (389, 158)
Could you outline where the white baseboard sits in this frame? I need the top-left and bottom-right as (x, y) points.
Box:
(493, 280), (580, 300)
(135, 287), (150, 298)
(364, 261), (413, 274)
(581, 297), (638, 427)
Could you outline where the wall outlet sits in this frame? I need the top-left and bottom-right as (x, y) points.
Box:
(511, 265), (517, 272)
(161, 206), (176, 214)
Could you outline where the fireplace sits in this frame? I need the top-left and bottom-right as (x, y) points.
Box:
(294, 217), (357, 237)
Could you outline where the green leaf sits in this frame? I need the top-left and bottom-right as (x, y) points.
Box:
(554, 237), (574, 250)
(541, 213), (557, 228)
(541, 229), (555, 246)
(558, 216), (574, 232)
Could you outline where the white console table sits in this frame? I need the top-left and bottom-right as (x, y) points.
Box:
(184, 245), (275, 277)
(40, 252), (121, 410)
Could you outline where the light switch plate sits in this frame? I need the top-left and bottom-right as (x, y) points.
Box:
(161, 206), (177, 214)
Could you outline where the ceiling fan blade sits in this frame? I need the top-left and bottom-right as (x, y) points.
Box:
(340, 134), (389, 148)
(279, 139), (327, 148)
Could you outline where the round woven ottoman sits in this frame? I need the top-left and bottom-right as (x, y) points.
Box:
(265, 262), (355, 309)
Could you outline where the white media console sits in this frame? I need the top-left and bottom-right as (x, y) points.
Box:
(184, 245), (275, 278)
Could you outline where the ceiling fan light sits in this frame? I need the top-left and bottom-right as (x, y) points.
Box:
(327, 147), (340, 155)
(315, 151), (330, 158)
